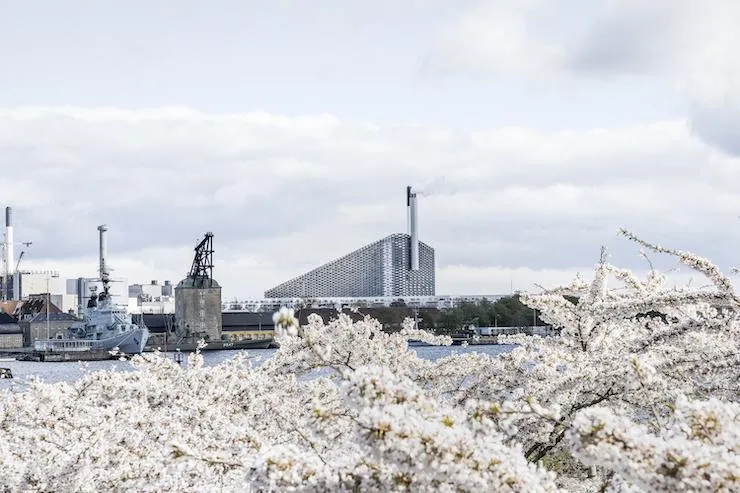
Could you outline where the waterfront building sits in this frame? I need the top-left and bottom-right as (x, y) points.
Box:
(265, 233), (435, 298)
(265, 186), (435, 298)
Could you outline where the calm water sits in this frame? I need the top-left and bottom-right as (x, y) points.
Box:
(0, 345), (514, 389)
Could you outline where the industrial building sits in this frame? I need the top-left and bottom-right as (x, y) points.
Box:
(129, 280), (174, 300)
(265, 186), (435, 298)
(127, 280), (175, 315)
(1, 206), (78, 312)
(1, 206), (32, 302)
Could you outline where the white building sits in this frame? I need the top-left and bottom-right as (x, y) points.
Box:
(14, 270), (76, 313)
(129, 280), (172, 301)
(127, 280), (175, 314)
(128, 296), (175, 314)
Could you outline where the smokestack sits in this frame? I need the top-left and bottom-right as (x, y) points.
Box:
(407, 186), (419, 270)
(5, 207), (13, 277)
(97, 224), (108, 280)
(2, 207), (12, 301)
(5, 206), (15, 284)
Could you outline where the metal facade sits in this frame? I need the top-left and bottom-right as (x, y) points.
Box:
(265, 234), (435, 298)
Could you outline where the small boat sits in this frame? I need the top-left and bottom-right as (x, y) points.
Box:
(407, 339), (432, 347)
(0, 368), (13, 379)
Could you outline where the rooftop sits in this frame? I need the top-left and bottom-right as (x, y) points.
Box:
(30, 312), (80, 323)
(177, 276), (220, 289)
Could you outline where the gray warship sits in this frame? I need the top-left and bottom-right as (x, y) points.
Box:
(33, 225), (149, 356)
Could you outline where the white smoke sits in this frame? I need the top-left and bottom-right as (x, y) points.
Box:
(415, 176), (458, 197)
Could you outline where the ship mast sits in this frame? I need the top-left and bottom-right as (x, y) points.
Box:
(97, 225), (110, 299)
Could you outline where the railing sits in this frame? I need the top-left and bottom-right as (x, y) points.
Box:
(33, 339), (96, 352)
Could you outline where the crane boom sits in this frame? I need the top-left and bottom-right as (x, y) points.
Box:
(15, 250), (24, 272)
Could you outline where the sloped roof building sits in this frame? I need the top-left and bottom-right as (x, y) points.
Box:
(265, 233), (435, 298)
(265, 186), (435, 299)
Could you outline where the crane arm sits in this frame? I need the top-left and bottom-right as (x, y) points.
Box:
(15, 251), (24, 272)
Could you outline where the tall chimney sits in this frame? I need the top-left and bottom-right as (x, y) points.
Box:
(97, 224), (108, 280)
(407, 186), (419, 270)
(5, 207), (13, 277)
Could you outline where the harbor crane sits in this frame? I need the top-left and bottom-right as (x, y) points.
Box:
(186, 232), (215, 287)
(15, 250), (25, 273)
(1, 241), (32, 302)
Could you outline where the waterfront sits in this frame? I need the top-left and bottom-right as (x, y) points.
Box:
(0, 344), (515, 387)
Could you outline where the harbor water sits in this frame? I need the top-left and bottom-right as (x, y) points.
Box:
(0, 344), (514, 387)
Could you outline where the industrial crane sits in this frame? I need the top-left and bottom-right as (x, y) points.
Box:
(15, 250), (25, 273)
(1, 241), (32, 301)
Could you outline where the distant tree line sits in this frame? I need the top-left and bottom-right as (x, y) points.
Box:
(414, 295), (548, 334)
(294, 295), (554, 334)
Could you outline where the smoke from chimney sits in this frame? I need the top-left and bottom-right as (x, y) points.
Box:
(407, 186), (419, 270)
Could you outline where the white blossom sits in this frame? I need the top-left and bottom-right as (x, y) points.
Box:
(0, 232), (738, 492)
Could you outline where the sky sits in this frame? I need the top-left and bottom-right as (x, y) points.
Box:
(1, 0), (740, 300)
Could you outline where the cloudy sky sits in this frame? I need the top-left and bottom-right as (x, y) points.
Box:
(1, 0), (739, 299)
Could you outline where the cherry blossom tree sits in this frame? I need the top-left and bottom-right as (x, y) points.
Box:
(0, 232), (737, 492)
(433, 231), (740, 490)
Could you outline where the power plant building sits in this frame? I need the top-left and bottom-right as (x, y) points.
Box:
(265, 186), (435, 298)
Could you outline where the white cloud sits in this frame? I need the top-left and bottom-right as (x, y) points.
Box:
(565, 0), (740, 105)
(437, 265), (707, 296)
(423, 0), (567, 79)
(3, 106), (738, 299)
(426, 0), (740, 95)
(1, 2), (737, 301)
(426, 1), (740, 155)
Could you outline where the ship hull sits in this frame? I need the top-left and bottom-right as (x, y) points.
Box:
(146, 337), (273, 352)
(34, 327), (150, 356)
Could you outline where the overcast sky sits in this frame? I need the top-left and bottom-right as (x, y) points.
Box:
(2, 0), (739, 300)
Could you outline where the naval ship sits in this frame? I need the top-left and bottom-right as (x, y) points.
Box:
(32, 225), (149, 359)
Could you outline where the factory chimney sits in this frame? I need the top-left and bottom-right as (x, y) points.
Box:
(5, 207), (13, 278)
(407, 186), (419, 270)
(4, 207), (13, 299)
(97, 224), (108, 280)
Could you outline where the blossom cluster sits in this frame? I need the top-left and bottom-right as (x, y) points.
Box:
(0, 232), (738, 492)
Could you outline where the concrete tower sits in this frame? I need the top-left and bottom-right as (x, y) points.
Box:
(175, 232), (222, 342)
